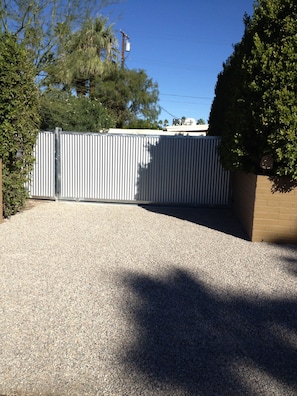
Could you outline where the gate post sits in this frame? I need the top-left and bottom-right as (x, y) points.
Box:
(55, 127), (62, 200)
(0, 158), (3, 223)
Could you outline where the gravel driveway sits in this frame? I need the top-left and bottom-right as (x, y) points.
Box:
(0, 201), (297, 396)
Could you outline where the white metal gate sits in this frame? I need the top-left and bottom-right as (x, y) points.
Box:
(28, 130), (230, 206)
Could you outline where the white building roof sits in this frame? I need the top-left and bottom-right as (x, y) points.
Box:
(107, 127), (207, 137)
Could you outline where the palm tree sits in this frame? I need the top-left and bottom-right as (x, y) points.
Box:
(56, 17), (118, 97)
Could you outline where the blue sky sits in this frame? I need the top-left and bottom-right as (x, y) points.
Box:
(102, 0), (255, 125)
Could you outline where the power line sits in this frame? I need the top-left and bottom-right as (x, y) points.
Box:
(160, 93), (212, 100)
(161, 99), (210, 106)
(159, 106), (178, 119)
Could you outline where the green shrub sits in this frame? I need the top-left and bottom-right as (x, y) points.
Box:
(40, 90), (116, 132)
(0, 33), (40, 217)
(209, 0), (297, 180)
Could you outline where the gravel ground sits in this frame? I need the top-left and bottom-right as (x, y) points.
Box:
(0, 200), (297, 396)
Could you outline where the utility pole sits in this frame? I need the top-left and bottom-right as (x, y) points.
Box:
(120, 30), (130, 69)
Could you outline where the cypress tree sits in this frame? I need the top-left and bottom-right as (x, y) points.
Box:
(209, 0), (297, 180)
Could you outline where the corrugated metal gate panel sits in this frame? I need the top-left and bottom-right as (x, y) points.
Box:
(27, 131), (55, 199)
(28, 131), (230, 206)
(135, 136), (230, 205)
(59, 133), (157, 201)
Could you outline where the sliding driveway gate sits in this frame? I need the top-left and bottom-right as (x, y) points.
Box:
(28, 130), (231, 206)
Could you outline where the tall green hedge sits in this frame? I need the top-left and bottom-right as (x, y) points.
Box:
(209, 0), (297, 181)
(0, 34), (40, 217)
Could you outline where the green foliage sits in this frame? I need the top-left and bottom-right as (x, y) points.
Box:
(95, 68), (160, 128)
(40, 90), (116, 131)
(47, 16), (119, 97)
(127, 118), (160, 130)
(0, 0), (117, 77)
(163, 119), (169, 127)
(0, 33), (40, 217)
(42, 15), (160, 129)
(197, 118), (206, 125)
(209, 0), (297, 180)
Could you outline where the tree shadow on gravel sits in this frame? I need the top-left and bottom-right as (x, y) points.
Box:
(139, 205), (248, 240)
(277, 245), (297, 277)
(121, 268), (297, 395)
